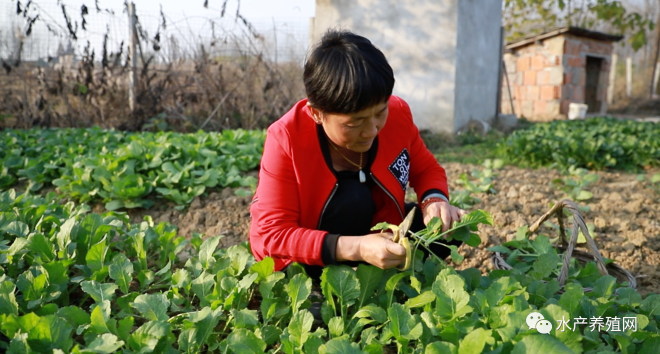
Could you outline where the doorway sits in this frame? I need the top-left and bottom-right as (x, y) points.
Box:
(585, 56), (603, 113)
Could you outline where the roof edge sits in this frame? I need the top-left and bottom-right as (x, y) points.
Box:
(506, 26), (623, 51)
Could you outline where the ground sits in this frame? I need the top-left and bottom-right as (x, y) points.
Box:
(127, 162), (659, 296)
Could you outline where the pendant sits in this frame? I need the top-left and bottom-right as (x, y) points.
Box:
(359, 170), (366, 183)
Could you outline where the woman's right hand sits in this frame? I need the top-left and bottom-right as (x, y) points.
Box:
(336, 233), (407, 269)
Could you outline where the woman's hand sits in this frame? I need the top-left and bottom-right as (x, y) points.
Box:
(336, 233), (406, 269)
(422, 200), (468, 232)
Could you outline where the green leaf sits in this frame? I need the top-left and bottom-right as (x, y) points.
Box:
(432, 269), (473, 320)
(55, 217), (76, 258)
(227, 244), (251, 275)
(86, 236), (108, 272)
(575, 190), (593, 201)
(356, 264), (384, 308)
(448, 245), (464, 263)
(541, 304), (583, 352)
(387, 303), (423, 342)
(0, 281), (19, 315)
(319, 338), (364, 354)
(191, 271), (215, 305)
(7, 332), (31, 353)
(354, 304), (387, 324)
(177, 307), (222, 352)
(324, 266), (360, 307)
(425, 341), (458, 354)
(29, 233), (55, 262)
(43, 260), (71, 288)
(558, 283), (584, 317)
(129, 321), (171, 352)
(80, 281), (118, 303)
(198, 235), (221, 269)
(458, 328), (493, 354)
(530, 252), (560, 280)
(226, 328), (267, 353)
(385, 271), (408, 293)
(232, 309), (259, 329)
(591, 275), (617, 298)
(171, 268), (191, 288)
(257, 325), (282, 347)
(249, 257), (274, 281)
(85, 333), (125, 353)
(16, 269), (48, 306)
(511, 334), (573, 354)
(488, 245), (512, 254)
(117, 316), (134, 343)
(287, 309), (314, 348)
(285, 273), (312, 313)
(105, 200), (124, 211)
(90, 301), (112, 333)
(5, 221), (29, 237)
(405, 290), (436, 309)
(640, 294), (660, 316)
(131, 292), (170, 321)
(7, 237), (29, 258)
(108, 253), (134, 294)
(56, 306), (90, 328)
(328, 316), (344, 337)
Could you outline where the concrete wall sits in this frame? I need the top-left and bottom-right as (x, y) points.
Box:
(311, 0), (502, 133)
(454, 0), (503, 131)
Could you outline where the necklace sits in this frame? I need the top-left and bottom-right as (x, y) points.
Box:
(329, 141), (367, 183)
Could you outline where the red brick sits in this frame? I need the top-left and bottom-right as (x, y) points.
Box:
(567, 56), (584, 68)
(517, 57), (530, 71)
(548, 55), (561, 65)
(527, 86), (540, 100)
(541, 85), (560, 100)
(537, 71), (550, 85)
(531, 56), (545, 70)
(534, 100), (547, 116)
(565, 38), (581, 55)
(524, 71), (537, 85)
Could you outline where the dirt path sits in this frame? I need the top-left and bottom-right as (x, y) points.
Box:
(128, 163), (659, 296)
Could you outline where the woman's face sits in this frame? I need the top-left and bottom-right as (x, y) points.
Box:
(310, 102), (389, 153)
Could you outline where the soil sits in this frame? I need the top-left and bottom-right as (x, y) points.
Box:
(127, 162), (659, 296)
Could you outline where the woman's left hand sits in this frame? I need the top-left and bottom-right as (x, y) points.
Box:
(422, 200), (468, 232)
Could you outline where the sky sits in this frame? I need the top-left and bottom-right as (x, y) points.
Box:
(1, 0), (316, 61)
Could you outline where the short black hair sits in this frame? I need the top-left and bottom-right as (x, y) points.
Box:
(304, 29), (395, 114)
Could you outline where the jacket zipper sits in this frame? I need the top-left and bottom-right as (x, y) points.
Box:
(317, 183), (339, 229)
(370, 172), (404, 219)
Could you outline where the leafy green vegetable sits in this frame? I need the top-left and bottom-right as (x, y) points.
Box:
(498, 117), (659, 171)
(0, 189), (657, 352)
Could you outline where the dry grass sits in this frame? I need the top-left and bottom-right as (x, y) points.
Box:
(1, 40), (304, 131)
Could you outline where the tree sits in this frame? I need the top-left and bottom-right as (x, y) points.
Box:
(503, 0), (655, 51)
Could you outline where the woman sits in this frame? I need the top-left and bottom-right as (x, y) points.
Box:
(249, 29), (466, 273)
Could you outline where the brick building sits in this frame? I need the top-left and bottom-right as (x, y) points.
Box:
(501, 27), (622, 121)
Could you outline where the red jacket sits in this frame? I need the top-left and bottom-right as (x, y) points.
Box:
(249, 96), (449, 270)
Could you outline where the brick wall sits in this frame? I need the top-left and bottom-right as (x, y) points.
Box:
(502, 36), (564, 121)
(560, 35), (613, 115)
(501, 33), (614, 121)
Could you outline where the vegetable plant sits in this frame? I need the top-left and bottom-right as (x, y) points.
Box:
(498, 117), (659, 171)
(0, 128), (265, 210)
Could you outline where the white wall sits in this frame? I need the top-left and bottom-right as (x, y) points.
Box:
(455, 0), (503, 131)
(311, 0), (502, 133)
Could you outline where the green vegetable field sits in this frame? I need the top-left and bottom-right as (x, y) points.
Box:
(1, 119), (659, 353)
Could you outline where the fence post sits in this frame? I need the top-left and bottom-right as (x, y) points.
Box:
(653, 61), (660, 98)
(626, 56), (632, 98)
(128, 2), (137, 113)
(607, 54), (617, 105)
